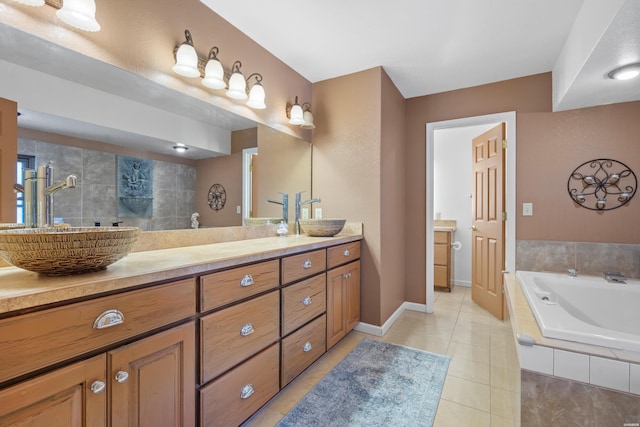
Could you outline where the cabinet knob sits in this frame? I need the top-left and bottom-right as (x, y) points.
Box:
(343, 272), (351, 279)
(240, 274), (254, 287)
(93, 309), (124, 329)
(343, 249), (350, 257)
(90, 380), (106, 394)
(303, 341), (313, 352)
(114, 371), (129, 383)
(240, 384), (255, 399)
(240, 323), (255, 336)
(303, 259), (312, 269)
(302, 296), (312, 306)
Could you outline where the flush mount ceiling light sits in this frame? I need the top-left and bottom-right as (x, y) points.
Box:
(172, 144), (189, 153)
(607, 63), (640, 80)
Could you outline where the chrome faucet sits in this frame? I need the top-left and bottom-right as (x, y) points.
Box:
(295, 191), (321, 235)
(36, 162), (77, 227)
(568, 268), (577, 278)
(266, 192), (288, 224)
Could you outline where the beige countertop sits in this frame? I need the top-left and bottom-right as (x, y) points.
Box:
(504, 273), (640, 364)
(434, 219), (456, 232)
(0, 230), (362, 315)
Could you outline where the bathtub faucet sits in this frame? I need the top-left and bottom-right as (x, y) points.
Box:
(604, 272), (626, 284)
(568, 268), (577, 278)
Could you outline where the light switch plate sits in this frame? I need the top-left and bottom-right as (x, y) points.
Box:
(523, 203), (533, 216)
(315, 208), (322, 219)
(236, 206), (241, 214)
(301, 208), (309, 219)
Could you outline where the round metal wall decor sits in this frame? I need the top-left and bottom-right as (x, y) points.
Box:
(567, 159), (637, 211)
(207, 184), (227, 211)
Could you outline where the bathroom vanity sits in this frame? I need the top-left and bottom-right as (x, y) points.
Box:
(434, 220), (456, 292)
(0, 227), (362, 426)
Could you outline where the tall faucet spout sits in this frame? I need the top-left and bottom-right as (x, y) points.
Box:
(44, 175), (77, 195)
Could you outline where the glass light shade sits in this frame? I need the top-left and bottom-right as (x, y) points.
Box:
(173, 145), (188, 153)
(608, 63), (640, 80)
(56, 0), (101, 32)
(202, 58), (226, 89)
(227, 72), (248, 100)
(15, 0), (45, 6)
(289, 103), (304, 125)
(301, 110), (315, 129)
(173, 44), (200, 78)
(246, 82), (266, 109)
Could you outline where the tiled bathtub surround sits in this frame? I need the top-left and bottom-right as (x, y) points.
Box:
(18, 139), (196, 231)
(516, 240), (640, 279)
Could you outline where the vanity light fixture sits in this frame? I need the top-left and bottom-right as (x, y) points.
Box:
(173, 30), (200, 78)
(286, 96), (305, 125)
(202, 47), (226, 89)
(13, 0), (101, 32)
(286, 96), (315, 128)
(172, 144), (189, 153)
(607, 63), (640, 80)
(246, 73), (266, 109)
(226, 61), (248, 100)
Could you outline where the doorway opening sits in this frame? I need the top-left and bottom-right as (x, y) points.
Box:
(426, 112), (516, 314)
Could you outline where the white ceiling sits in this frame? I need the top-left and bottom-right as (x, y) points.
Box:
(201, 0), (640, 109)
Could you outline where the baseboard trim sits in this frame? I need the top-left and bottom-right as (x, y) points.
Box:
(353, 301), (428, 337)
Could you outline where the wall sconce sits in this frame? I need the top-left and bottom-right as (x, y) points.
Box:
(172, 144), (189, 153)
(14, 0), (101, 32)
(286, 96), (315, 129)
(172, 31), (266, 109)
(607, 63), (640, 80)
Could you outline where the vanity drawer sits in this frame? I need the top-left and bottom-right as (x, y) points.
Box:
(281, 314), (326, 386)
(200, 259), (279, 312)
(434, 244), (449, 265)
(434, 231), (450, 244)
(200, 291), (279, 383)
(281, 249), (326, 285)
(327, 241), (361, 269)
(200, 343), (279, 427)
(282, 273), (326, 336)
(0, 278), (196, 384)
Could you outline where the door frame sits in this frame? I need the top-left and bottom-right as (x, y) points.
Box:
(242, 147), (258, 221)
(426, 112), (516, 313)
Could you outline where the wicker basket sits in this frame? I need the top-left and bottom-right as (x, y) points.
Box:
(298, 219), (346, 237)
(0, 227), (141, 275)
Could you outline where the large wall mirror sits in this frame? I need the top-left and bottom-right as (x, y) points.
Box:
(1, 24), (311, 231)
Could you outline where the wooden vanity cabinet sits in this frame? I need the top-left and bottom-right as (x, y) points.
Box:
(327, 260), (361, 349)
(0, 278), (197, 427)
(434, 230), (453, 292)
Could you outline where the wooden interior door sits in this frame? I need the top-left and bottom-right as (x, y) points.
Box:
(471, 124), (505, 319)
(0, 97), (18, 222)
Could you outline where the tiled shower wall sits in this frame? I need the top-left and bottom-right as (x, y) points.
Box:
(18, 139), (196, 231)
(516, 240), (640, 279)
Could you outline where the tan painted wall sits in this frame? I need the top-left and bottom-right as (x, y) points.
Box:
(196, 153), (243, 227)
(0, 98), (18, 222)
(404, 73), (640, 305)
(231, 128), (257, 154)
(380, 71), (407, 322)
(312, 68), (383, 325)
(2, 0), (311, 140)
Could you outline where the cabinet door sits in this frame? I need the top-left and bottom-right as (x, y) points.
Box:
(108, 322), (195, 427)
(326, 265), (347, 349)
(0, 354), (107, 426)
(344, 260), (361, 333)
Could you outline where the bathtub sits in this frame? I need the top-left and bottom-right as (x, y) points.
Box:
(516, 270), (640, 353)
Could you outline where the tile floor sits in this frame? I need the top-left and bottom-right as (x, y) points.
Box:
(245, 286), (521, 427)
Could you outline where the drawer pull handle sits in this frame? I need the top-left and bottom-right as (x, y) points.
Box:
(343, 249), (350, 257)
(90, 381), (106, 394)
(240, 323), (255, 336)
(93, 309), (124, 329)
(240, 274), (254, 287)
(303, 341), (313, 352)
(303, 259), (312, 269)
(114, 371), (129, 383)
(240, 384), (255, 399)
(302, 296), (312, 306)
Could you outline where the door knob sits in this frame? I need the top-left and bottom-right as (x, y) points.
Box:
(469, 225), (477, 231)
